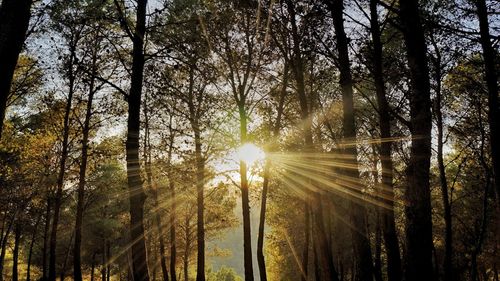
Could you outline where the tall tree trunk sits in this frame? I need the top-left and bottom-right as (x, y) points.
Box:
(327, 0), (374, 279)
(59, 230), (74, 281)
(49, 40), (77, 281)
(238, 101), (255, 281)
(475, 0), (500, 202)
(183, 215), (190, 281)
(302, 202), (310, 281)
(124, 0), (150, 280)
(257, 60), (287, 281)
(12, 224), (20, 281)
(73, 46), (98, 281)
(431, 45), (453, 281)
(170, 179), (177, 281)
(399, 0), (434, 280)
(368, 1), (402, 280)
(42, 198), (51, 281)
(286, 1), (338, 280)
(0, 0), (32, 138)
(26, 214), (41, 281)
(144, 105), (169, 281)
(0, 211), (15, 281)
(257, 161), (270, 281)
(187, 66), (206, 281)
(90, 252), (96, 281)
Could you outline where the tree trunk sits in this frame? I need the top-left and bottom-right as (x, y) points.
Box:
(187, 66), (206, 281)
(399, 0), (434, 280)
(144, 106), (169, 281)
(238, 101), (255, 281)
(286, 1), (338, 280)
(0, 0), (32, 138)
(475, 0), (500, 202)
(73, 46), (98, 281)
(12, 224), (20, 281)
(26, 214), (41, 281)
(125, 0), (150, 280)
(257, 161), (270, 281)
(257, 60), (287, 281)
(368, 1), (402, 280)
(170, 179), (177, 281)
(432, 48), (453, 281)
(327, 0), (374, 279)
(42, 198), (51, 281)
(49, 40), (77, 281)
(90, 252), (96, 281)
(302, 203), (310, 281)
(183, 215), (190, 281)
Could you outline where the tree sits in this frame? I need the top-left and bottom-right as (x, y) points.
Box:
(399, 0), (434, 280)
(0, 0), (33, 138)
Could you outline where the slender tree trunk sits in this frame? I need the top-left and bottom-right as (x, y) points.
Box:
(73, 47), (98, 281)
(107, 243), (111, 281)
(124, 0), (150, 280)
(368, 1), (402, 280)
(12, 224), (20, 281)
(433, 52), (453, 281)
(399, 0), (434, 280)
(186, 66), (206, 281)
(144, 107), (169, 281)
(42, 198), (51, 281)
(183, 215), (190, 281)
(59, 230), (74, 281)
(238, 101), (255, 281)
(0, 0), (32, 138)
(257, 60), (287, 281)
(257, 161), (270, 281)
(475, 0), (500, 202)
(302, 203), (310, 281)
(26, 214), (41, 281)
(170, 179), (177, 281)
(0, 212), (15, 281)
(90, 252), (96, 281)
(285, 2), (339, 280)
(327, 0), (374, 279)
(49, 42), (77, 281)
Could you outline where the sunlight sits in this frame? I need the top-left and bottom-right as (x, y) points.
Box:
(237, 143), (265, 166)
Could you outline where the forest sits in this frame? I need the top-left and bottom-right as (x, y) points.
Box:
(0, 0), (498, 280)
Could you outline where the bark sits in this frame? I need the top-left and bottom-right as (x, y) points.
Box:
(302, 202), (310, 281)
(257, 60), (287, 281)
(327, 0), (374, 279)
(183, 215), (191, 281)
(42, 198), (51, 281)
(238, 102), (254, 281)
(368, 1), (402, 280)
(286, 1), (338, 280)
(170, 179), (177, 281)
(90, 252), (96, 281)
(49, 39), (77, 281)
(399, 0), (434, 280)
(144, 105), (169, 281)
(475, 0), (500, 202)
(26, 214), (41, 281)
(124, 0), (150, 280)
(432, 46), (453, 281)
(187, 66), (206, 281)
(0, 0), (32, 138)
(73, 46), (98, 281)
(59, 230), (74, 281)
(12, 224), (20, 281)
(0, 211), (15, 281)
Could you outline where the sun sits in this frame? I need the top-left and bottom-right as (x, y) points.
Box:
(237, 143), (266, 166)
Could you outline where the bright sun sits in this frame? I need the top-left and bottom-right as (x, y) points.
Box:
(237, 143), (266, 166)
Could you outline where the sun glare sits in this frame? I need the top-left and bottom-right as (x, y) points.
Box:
(237, 143), (266, 166)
